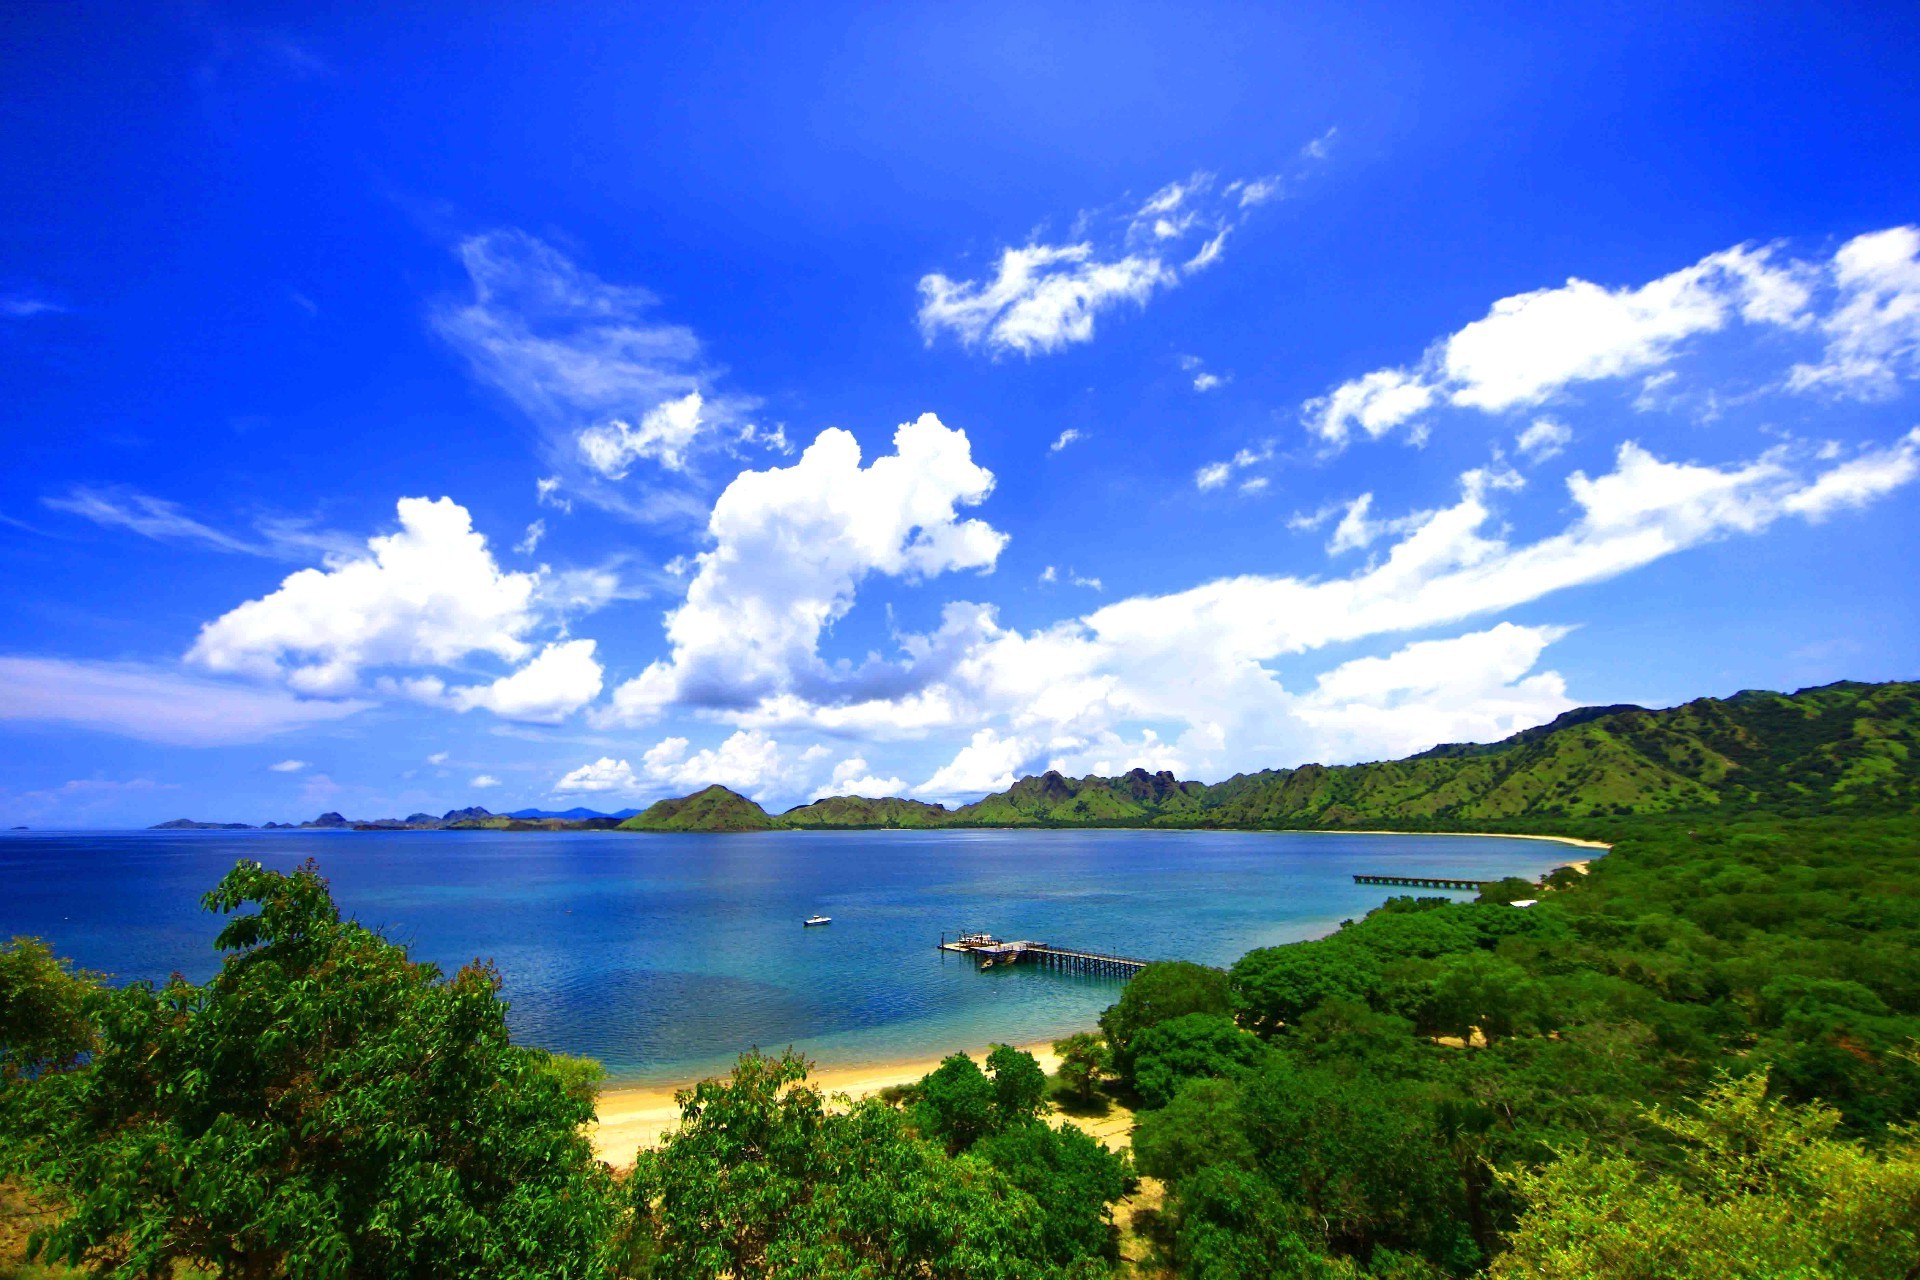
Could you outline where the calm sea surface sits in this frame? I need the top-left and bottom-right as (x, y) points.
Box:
(0, 828), (1580, 1085)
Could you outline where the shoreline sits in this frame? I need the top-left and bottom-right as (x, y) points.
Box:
(1317, 830), (1613, 851)
(589, 1037), (1067, 1165)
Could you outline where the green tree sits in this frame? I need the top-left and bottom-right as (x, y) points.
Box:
(0, 937), (96, 1083)
(3, 859), (619, 1280)
(1229, 943), (1383, 1038)
(1475, 877), (1539, 905)
(630, 1049), (1092, 1279)
(914, 1052), (1002, 1153)
(1130, 1012), (1268, 1110)
(1493, 1073), (1920, 1279)
(972, 1121), (1128, 1266)
(1052, 1031), (1110, 1106)
(986, 1043), (1050, 1128)
(1099, 960), (1234, 1083)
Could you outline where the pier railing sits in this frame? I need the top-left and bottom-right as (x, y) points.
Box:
(938, 931), (1151, 979)
(1352, 873), (1486, 891)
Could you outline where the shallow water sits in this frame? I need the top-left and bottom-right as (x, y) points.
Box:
(0, 827), (1579, 1084)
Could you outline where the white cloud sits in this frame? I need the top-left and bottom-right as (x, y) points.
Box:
(471, 774), (501, 788)
(716, 434), (1920, 796)
(189, 497), (541, 696)
(918, 243), (1173, 356)
(1039, 565), (1058, 584)
(553, 756), (639, 795)
(448, 639), (605, 724)
(603, 414), (1006, 724)
(1327, 492), (1447, 555)
(268, 758), (308, 772)
(1194, 444), (1273, 491)
(1780, 427), (1920, 519)
(1050, 428), (1085, 452)
(1305, 240), (1820, 447)
(576, 390), (706, 476)
(426, 751), (450, 765)
(555, 730), (832, 805)
(920, 161), (1322, 358)
(516, 519), (546, 555)
(1291, 623), (1574, 762)
(433, 232), (764, 512)
(43, 487), (260, 553)
(1193, 372), (1226, 392)
(1515, 417), (1573, 462)
(915, 727), (1043, 798)
(1304, 367), (1438, 446)
(0, 658), (370, 745)
(819, 756), (908, 799)
(1789, 226), (1920, 396)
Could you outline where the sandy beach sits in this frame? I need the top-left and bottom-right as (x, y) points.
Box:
(1326, 830), (1614, 851)
(589, 1038), (1066, 1165)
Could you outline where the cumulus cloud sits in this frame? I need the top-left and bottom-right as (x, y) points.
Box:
(819, 756), (909, 799)
(1303, 229), (1920, 450)
(188, 496), (605, 723)
(577, 391), (706, 476)
(1302, 243), (1813, 447)
(918, 157), (1329, 357)
(471, 774), (501, 788)
(447, 639), (605, 724)
(708, 436), (1917, 796)
(602, 413), (1007, 724)
(0, 658), (370, 745)
(190, 497), (540, 695)
(554, 730), (834, 805)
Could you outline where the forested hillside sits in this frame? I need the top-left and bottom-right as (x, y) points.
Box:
(658, 680), (1920, 831)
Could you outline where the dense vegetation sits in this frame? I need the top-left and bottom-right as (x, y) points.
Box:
(639, 680), (1920, 830)
(6, 676), (1919, 1275)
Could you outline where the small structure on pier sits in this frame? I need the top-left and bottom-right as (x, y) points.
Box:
(938, 931), (1151, 979)
(1353, 873), (1486, 891)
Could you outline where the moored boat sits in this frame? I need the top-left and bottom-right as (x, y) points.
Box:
(804, 914), (832, 926)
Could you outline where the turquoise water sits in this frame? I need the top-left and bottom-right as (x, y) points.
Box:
(0, 828), (1580, 1084)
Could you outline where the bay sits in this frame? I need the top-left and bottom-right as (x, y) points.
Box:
(0, 827), (1582, 1085)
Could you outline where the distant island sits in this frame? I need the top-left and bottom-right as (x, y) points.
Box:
(155, 678), (1918, 835)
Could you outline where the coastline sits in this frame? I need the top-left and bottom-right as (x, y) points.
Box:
(1319, 830), (1613, 851)
(589, 1037), (1066, 1165)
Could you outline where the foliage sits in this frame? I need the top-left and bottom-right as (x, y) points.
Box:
(0, 940), (95, 1084)
(1123, 811), (1920, 1276)
(1098, 960), (1235, 1086)
(629, 1049), (1117, 1279)
(1052, 1031), (1111, 1106)
(1492, 1073), (1920, 1279)
(1130, 1013), (1268, 1110)
(1, 859), (620, 1280)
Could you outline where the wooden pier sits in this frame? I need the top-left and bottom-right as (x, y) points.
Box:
(938, 931), (1151, 979)
(1353, 874), (1486, 891)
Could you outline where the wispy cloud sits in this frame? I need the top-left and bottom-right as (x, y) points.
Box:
(917, 144), (1334, 358)
(1049, 428), (1085, 452)
(41, 486), (367, 562)
(1, 292), (66, 318)
(0, 657), (370, 745)
(432, 230), (767, 518)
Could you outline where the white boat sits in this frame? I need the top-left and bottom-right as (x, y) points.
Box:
(803, 914), (832, 927)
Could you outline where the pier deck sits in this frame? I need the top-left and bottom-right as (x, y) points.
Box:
(1353, 873), (1487, 891)
(938, 931), (1151, 978)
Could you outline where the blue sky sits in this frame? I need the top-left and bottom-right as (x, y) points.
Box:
(4, 2), (1919, 826)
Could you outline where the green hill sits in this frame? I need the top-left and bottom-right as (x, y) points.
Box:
(781, 795), (954, 828)
(625, 680), (1920, 833)
(617, 785), (784, 832)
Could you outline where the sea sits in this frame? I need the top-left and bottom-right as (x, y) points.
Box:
(0, 827), (1582, 1085)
